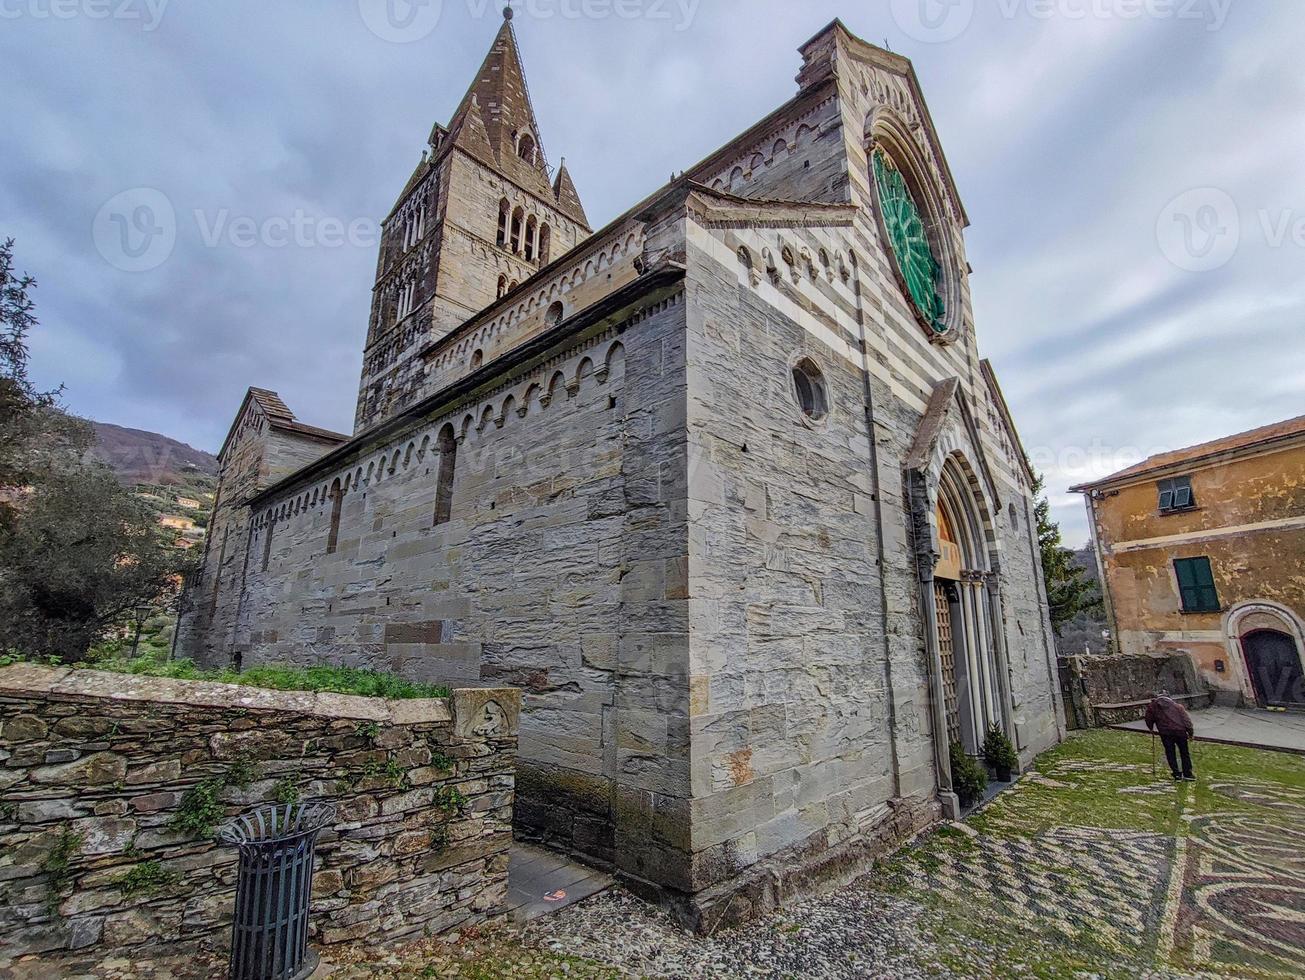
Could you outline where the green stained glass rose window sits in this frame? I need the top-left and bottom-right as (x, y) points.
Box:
(873, 149), (947, 334)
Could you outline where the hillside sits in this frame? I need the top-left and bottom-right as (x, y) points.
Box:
(1056, 545), (1110, 656)
(89, 422), (218, 487)
(88, 422), (218, 550)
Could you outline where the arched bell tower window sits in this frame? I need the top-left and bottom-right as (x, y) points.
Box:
(496, 198), (510, 248)
(538, 224), (551, 264)
(510, 207), (523, 253)
(525, 215), (538, 262)
(518, 133), (537, 164)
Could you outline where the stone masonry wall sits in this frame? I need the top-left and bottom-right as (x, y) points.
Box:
(0, 665), (519, 965)
(1062, 653), (1209, 727)
(678, 226), (940, 925)
(207, 283), (692, 886)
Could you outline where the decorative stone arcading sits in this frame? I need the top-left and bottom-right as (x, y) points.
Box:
(0, 665), (520, 966)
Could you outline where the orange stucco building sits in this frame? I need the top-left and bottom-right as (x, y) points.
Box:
(1072, 416), (1305, 708)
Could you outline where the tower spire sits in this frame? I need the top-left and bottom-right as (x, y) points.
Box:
(442, 11), (587, 225)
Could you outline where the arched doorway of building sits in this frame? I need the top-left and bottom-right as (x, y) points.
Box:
(932, 458), (1007, 756)
(1242, 629), (1305, 707)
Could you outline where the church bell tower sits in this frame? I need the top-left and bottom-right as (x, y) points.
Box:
(355, 7), (591, 433)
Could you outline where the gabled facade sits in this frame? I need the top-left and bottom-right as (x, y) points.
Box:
(1073, 415), (1305, 709)
(180, 15), (1063, 928)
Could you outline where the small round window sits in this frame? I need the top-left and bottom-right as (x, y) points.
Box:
(791, 357), (828, 421)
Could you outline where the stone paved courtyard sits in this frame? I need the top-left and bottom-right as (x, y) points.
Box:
(320, 729), (1304, 979)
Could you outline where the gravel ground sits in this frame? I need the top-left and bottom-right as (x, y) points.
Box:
(523, 884), (956, 979)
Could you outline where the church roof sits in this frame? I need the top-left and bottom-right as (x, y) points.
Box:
(218, 387), (348, 460)
(553, 161), (588, 227)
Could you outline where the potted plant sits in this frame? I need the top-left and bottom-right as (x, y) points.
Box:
(949, 741), (988, 808)
(982, 724), (1019, 782)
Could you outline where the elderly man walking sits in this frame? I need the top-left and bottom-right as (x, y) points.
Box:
(1145, 693), (1196, 782)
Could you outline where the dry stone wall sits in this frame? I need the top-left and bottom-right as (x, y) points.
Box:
(0, 665), (518, 965)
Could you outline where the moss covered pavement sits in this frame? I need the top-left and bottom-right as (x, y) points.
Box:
(880, 729), (1305, 978)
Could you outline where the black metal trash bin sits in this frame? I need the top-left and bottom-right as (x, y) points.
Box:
(219, 802), (336, 980)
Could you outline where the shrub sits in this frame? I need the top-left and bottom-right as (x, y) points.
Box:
(982, 724), (1019, 776)
(949, 741), (988, 808)
(171, 777), (227, 838)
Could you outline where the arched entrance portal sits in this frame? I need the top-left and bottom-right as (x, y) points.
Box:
(1243, 630), (1305, 707)
(932, 459), (1010, 757)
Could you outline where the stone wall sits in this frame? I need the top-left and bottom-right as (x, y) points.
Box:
(1061, 653), (1210, 727)
(186, 275), (691, 882)
(0, 665), (519, 966)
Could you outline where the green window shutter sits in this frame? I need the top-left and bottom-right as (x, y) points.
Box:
(1175, 558), (1219, 612)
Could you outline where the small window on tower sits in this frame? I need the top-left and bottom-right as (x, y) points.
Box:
(497, 199), (510, 248)
(510, 207), (523, 253)
(518, 133), (536, 163)
(525, 215), (537, 262)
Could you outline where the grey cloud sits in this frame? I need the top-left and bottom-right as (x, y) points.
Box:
(4, 0), (1301, 547)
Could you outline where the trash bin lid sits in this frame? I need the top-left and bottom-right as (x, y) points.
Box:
(219, 801), (336, 847)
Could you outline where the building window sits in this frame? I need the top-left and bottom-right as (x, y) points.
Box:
(791, 357), (828, 421)
(518, 133), (536, 163)
(326, 482), (343, 555)
(1175, 557), (1220, 613)
(261, 520), (274, 571)
(524, 215), (537, 262)
(510, 207), (523, 253)
(496, 199), (510, 248)
(546, 301), (564, 327)
(539, 224), (551, 264)
(1158, 475), (1195, 513)
(433, 425), (457, 526)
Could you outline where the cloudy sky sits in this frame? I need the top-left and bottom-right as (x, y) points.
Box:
(3, 0), (1301, 544)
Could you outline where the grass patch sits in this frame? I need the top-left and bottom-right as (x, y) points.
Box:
(968, 728), (1305, 839)
(77, 649), (450, 700)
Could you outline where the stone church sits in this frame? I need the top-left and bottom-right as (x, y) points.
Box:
(179, 14), (1064, 926)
